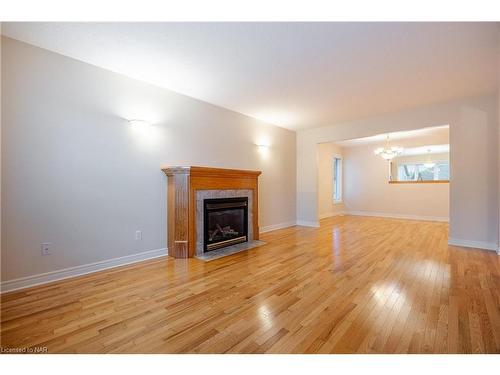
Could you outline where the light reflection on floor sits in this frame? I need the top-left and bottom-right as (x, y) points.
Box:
(370, 282), (407, 307)
(332, 227), (342, 256)
(411, 259), (450, 287)
(258, 304), (273, 330)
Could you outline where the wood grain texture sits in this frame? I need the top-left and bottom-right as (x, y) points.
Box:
(172, 173), (190, 258)
(1, 216), (499, 353)
(162, 166), (261, 258)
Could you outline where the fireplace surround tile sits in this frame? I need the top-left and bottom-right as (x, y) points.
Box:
(196, 189), (253, 256)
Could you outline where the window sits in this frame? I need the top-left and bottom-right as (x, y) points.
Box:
(333, 157), (342, 202)
(397, 161), (449, 181)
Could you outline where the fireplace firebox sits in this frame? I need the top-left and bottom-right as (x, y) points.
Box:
(203, 197), (248, 252)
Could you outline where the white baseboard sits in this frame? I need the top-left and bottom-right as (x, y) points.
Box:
(295, 220), (320, 227)
(448, 238), (499, 253)
(344, 210), (449, 223)
(260, 220), (321, 233)
(260, 221), (297, 234)
(1, 247), (168, 293)
(319, 211), (345, 219)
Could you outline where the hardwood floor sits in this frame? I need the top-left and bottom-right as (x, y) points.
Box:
(1, 216), (499, 353)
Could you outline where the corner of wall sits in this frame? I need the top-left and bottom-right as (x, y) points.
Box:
(494, 90), (500, 249)
(0, 26), (3, 283)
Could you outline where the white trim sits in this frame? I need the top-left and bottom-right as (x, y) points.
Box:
(1, 247), (168, 293)
(260, 221), (297, 234)
(332, 156), (343, 202)
(344, 210), (449, 222)
(448, 238), (499, 252)
(296, 220), (320, 227)
(319, 211), (345, 219)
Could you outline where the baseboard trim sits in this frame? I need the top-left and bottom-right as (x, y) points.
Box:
(295, 220), (320, 228)
(344, 210), (449, 223)
(319, 212), (345, 219)
(1, 247), (168, 293)
(448, 238), (499, 252)
(260, 221), (297, 234)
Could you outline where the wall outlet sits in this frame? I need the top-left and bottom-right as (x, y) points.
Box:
(41, 243), (52, 256)
(135, 230), (142, 240)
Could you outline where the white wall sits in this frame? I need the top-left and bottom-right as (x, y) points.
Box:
(297, 95), (499, 250)
(341, 131), (450, 221)
(0, 26), (2, 282)
(450, 106), (498, 248)
(317, 142), (344, 218)
(1, 37), (297, 282)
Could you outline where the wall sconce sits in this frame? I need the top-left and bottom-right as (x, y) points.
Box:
(255, 142), (270, 159)
(256, 143), (270, 151)
(127, 118), (159, 150)
(128, 119), (152, 127)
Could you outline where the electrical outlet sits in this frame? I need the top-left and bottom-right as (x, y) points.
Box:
(135, 230), (142, 240)
(41, 243), (52, 256)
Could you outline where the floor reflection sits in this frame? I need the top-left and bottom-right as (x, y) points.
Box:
(258, 304), (273, 330)
(370, 282), (407, 307)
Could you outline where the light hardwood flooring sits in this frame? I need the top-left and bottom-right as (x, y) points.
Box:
(1, 216), (499, 353)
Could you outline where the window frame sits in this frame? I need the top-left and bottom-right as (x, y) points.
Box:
(395, 160), (450, 182)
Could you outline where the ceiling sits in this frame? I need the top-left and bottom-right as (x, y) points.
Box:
(2, 22), (498, 130)
(401, 144), (449, 156)
(334, 125), (449, 147)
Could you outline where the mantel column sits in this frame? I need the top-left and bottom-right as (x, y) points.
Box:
(163, 167), (191, 258)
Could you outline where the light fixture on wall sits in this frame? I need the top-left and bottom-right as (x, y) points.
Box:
(255, 143), (270, 151)
(127, 118), (160, 150)
(128, 119), (152, 127)
(374, 135), (403, 160)
(255, 142), (270, 159)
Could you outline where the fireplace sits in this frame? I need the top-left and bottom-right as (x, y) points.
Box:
(203, 197), (248, 252)
(162, 166), (261, 258)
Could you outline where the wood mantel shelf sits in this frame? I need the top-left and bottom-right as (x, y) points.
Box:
(161, 166), (262, 258)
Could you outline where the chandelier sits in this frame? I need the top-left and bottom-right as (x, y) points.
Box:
(374, 135), (403, 160)
(423, 149), (436, 168)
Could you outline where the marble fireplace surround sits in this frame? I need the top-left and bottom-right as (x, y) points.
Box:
(161, 166), (261, 258)
(196, 190), (253, 256)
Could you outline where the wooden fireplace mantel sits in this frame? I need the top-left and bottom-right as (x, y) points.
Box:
(161, 166), (262, 258)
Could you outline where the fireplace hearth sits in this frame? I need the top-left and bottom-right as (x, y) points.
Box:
(204, 197), (248, 252)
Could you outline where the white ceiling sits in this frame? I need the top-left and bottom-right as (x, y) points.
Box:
(334, 125), (449, 147)
(2, 22), (498, 130)
(401, 144), (449, 156)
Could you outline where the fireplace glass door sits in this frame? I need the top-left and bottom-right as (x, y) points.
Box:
(204, 197), (248, 252)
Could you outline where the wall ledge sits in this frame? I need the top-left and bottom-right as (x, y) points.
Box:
(1, 247), (168, 294)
